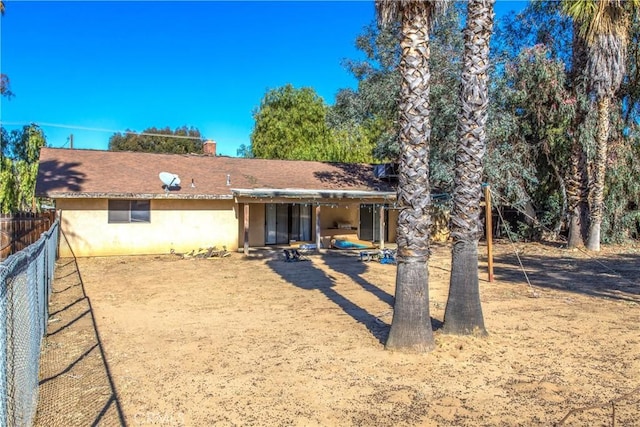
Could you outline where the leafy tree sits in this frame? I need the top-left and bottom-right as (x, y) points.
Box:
(330, 6), (464, 183)
(488, 0), (640, 247)
(0, 74), (12, 98)
(376, 0), (450, 354)
(236, 143), (254, 158)
(249, 84), (377, 162)
(1, 1), (13, 99)
(493, 44), (579, 237)
(330, 23), (401, 161)
(602, 117), (640, 242)
(0, 125), (47, 213)
(108, 126), (204, 154)
(443, 0), (495, 336)
(250, 84), (335, 161)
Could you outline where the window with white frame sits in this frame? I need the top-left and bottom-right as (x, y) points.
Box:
(108, 200), (151, 223)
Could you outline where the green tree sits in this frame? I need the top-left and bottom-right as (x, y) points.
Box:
(0, 124), (47, 213)
(442, 0), (495, 336)
(376, 0), (450, 354)
(251, 84), (335, 161)
(108, 126), (204, 154)
(330, 23), (401, 161)
(330, 6), (463, 180)
(0, 0), (13, 98)
(486, 43), (580, 242)
(236, 144), (254, 158)
(0, 74), (11, 98)
(562, 0), (639, 251)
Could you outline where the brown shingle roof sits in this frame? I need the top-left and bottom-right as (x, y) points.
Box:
(36, 148), (396, 200)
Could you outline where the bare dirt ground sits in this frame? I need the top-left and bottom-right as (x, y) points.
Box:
(35, 240), (640, 427)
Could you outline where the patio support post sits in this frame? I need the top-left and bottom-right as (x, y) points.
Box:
(243, 203), (250, 256)
(379, 204), (385, 249)
(315, 204), (321, 252)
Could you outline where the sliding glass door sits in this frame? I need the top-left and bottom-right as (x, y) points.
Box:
(265, 203), (311, 245)
(360, 204), (388, 242)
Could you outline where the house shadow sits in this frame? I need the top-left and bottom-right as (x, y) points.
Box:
(35, 233), (126, 426)
(494, 251), (640, 303)
(266, 250), (391, 344)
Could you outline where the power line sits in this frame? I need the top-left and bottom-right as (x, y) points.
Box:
(0, 121), (207, 141)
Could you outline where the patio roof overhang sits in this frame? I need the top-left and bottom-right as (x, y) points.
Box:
(231, 188), (397, 203)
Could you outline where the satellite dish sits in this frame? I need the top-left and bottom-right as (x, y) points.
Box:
(159, 172), (181, 191)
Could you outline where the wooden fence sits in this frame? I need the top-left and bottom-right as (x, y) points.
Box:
(0, 211), (57, 260)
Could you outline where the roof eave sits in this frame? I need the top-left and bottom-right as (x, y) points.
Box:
(39, 192), (234, 200)
(231, 188), (397, 200)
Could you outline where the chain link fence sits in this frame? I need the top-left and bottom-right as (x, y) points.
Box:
(0, 219), (58, 426)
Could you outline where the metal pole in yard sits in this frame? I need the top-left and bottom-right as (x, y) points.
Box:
(484, 184), (494, 283)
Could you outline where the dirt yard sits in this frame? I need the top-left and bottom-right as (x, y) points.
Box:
(35, 241), (639, 426)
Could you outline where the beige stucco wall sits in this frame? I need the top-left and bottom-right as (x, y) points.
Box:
(57, 198), (239, 257)
(244, 203), (266, 247)
(387, 208), (398, 243)
(319, 204), (360, 231)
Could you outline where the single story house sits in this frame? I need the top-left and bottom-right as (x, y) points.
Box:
(35, 143), (400, 257)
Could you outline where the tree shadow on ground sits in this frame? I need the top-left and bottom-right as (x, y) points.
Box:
(266, 250), (391, 344)
(35, 232), (126, 426)
(320, 251), (395, 306)
(494, 251), (640, 303)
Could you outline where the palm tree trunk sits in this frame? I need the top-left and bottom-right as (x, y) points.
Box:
(566, 21), (590, 249)
(566, 137), (590, 248)
(586, 96), (610, 251)
(385, 4), (435, 353)
(442, 0), (493, 336)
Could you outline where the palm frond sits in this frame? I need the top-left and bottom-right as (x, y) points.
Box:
(562, 0), (638, 43)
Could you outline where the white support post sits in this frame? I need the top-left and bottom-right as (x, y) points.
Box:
(315, 204), (322, 251)
(379, 204), (385, 249)
(243, 203), (250, 256)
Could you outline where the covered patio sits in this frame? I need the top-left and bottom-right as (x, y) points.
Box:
(233, 188), (398, 255)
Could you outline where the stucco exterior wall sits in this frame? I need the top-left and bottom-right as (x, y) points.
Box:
(57, 198), (238, 257)
(387, 208), (398, 243)
(246, 203), (266, 247)
(320, 204), (359, 230)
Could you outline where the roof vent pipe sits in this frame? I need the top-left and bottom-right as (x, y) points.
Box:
(226, 174), (231, 186)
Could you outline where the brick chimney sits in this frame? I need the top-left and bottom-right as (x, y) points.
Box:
(203, 139), (217, 156)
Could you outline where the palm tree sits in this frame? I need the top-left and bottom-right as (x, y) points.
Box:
(376, 0), (449, 353)
(562, 0), (638, 251)
(442, 0), (494, 336)
(566, 20), (590, 249)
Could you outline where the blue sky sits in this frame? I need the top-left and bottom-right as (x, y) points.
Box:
(1, 1), (526, 157)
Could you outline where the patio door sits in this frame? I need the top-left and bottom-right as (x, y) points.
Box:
(360, 204), (388, 242)
(265, 203), (311, 245)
